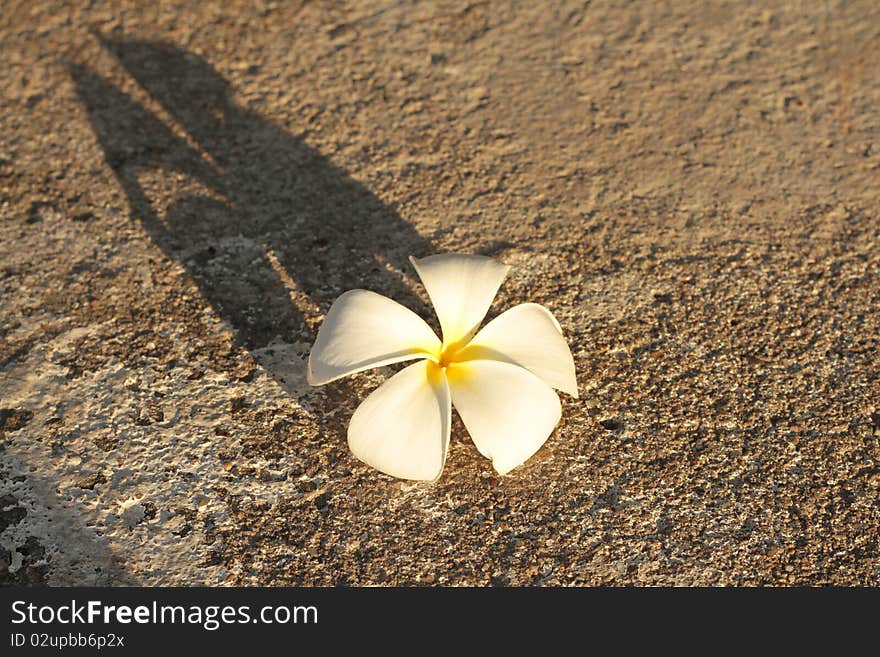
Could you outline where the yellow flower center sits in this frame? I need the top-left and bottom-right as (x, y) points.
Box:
(436, 342), (463, 369)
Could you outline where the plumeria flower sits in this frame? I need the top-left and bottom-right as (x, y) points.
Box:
(307, 254), (578, 480)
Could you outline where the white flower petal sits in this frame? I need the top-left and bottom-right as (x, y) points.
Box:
(308, 289), (441, 386)
(409, 254), (510, 348)
(348, 360), (451, 481)
(455, 303), (578, 398)
(446, 359), (561, 475)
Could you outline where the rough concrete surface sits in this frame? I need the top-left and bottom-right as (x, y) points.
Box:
(1, 1), (878, 586)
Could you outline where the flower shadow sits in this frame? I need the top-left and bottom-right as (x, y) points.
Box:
(68, 36), (434, 412)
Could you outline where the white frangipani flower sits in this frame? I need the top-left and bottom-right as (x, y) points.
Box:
(307, 254), (578, 480)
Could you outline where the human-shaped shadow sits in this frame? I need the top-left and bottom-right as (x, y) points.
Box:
(70, 37), (433, 396)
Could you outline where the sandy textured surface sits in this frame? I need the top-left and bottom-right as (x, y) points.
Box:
(1, 1), (878, 586)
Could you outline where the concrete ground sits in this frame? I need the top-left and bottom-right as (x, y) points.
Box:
(1, 1), (878, 585)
